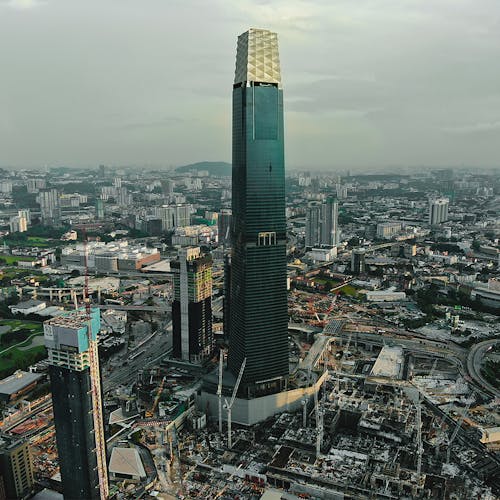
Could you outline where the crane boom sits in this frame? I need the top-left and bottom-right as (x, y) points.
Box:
(230, 358), (246, 407)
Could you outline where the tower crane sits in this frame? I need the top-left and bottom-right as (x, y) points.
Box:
(146, 376), (166, 418)
(224, 358), (246, 449)
(83, 234), (109, 500)
(446, 392), (475, 463)
(217, 350), (224, 434)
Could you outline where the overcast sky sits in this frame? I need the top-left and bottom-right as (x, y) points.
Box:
(1, 0), (499, 170)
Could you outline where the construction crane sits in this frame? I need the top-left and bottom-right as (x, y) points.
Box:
(217, 350), (224, 434)
(446, 392), (475, 463)
(314, 387), (323, 457)
(146, 376), (166, 418)
(83, 235), (109, 500)
(415, 393), (423, 479)
(224, 358), (246, 449)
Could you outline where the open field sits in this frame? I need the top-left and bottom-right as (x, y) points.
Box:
(0, 254), (36, 264)
(0, 320), (46, 376)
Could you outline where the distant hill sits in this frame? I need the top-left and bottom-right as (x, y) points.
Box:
(175, 161), (231, 177)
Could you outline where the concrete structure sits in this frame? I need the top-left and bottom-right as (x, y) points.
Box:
(228, 28), (289, 396)
(218, 209), (232, 244)
(307, 247), (337, 263)
(61, 241), (160, 272)
(0, 435), (34, 500)
(376, 222), (402, 239)
(429, 198), (449, 225)
(9, 299), (46, 316)
(0, 371), (43, 402)
(171, 247), (214, 364)
(471, 281), (500, 310)
(108, 447), (146, 481)
(154, 204), (193, 230)
(364, 289), (407, 302)
(198, 372), (327, 426)
(370, 346), (404, 379)
(44, 309), (107, 499)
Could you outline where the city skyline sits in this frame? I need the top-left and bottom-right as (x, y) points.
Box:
(1, 0), (500, 170)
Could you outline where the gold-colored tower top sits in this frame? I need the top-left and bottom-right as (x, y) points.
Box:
(234, 28), (281, 86)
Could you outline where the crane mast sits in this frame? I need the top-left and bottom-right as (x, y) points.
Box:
(83, 236), (109, 500)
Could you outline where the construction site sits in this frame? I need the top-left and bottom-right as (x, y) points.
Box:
(87, 321), (499, 499)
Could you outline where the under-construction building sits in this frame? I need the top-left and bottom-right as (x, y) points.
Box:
(172, 247), (214, 364)
(44, 308), (108, 499)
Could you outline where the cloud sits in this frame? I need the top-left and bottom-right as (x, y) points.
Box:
(442, 121), (500, 135)
(1, 0), (46, 9)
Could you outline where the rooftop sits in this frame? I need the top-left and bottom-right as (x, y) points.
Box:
(109, 447), (146, 478)
(0, 370), (43, 396)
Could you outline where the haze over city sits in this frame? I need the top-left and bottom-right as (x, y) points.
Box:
(1, 0), (500, 170)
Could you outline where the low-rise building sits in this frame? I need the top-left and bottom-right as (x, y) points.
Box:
(9, 299), (46, 315)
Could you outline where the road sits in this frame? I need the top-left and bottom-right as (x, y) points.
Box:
(103, 322), (173, 392)
(467, 339), (500, 398)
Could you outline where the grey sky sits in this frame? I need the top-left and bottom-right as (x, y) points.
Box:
(1, 0), (499, 170)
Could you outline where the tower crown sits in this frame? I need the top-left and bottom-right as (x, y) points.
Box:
(234, 28), (281, 86)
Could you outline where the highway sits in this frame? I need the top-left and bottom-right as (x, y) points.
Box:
(467, 339), (500, 398)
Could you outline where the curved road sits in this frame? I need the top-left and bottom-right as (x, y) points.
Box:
(467, 339), (500, 398)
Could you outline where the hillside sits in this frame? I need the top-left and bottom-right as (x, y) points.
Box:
(175, 161), (231, 177)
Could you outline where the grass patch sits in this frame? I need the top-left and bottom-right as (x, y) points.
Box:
(339, 285), (359, 297)
(0, 345), (47, 375)
(0, 255), (36, 264)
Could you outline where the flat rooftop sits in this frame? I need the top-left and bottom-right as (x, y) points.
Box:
(370, 345), (404, 379)
(0, 370), (43, 396)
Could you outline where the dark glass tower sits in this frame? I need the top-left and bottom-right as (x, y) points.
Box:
(228, 28), (289, 397)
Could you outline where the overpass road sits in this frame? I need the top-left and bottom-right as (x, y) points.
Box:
(467, 339), (500, 398)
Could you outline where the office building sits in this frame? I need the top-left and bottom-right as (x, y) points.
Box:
(218, 209), (232, 244)
(305, 203), (321, 248)
(429, 198), (449, 225)
(172, 247), (214, 364)
(320, 197), (339, 246)
(351, 249), (366, 275)
(37, 188), (61, 226)
(44, 308), (108, 500)
(0, 435), (34, 500)
(95, 198), (105, 219)
(228, 28), (289, 396)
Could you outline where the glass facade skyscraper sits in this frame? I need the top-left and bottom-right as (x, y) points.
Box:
(228, 29), (289, 397)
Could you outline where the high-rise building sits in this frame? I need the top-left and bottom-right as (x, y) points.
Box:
(37, 188), (61, 226)
(26, 178), (46, 194)
(429, 198), (449, 225)
(228, 28), (289, 396)
(305, 202), (321, 248)
(44, 308), (108, 500)
(9, 215), (28, 233)
(320, 197), (339, 246)
(172, 247), (214, 364)
(351, 249), (366, 275)
(218, 209), (232, 244)
(95, 198), (105, 219)
(306, 198), (339, 248)
(0, 435), (34, 500)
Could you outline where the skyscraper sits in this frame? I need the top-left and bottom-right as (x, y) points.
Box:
(228, 28), (289, 397)
(305, 202), (321, 248)
(320, 197), (339, 246)
(172, 247), (214, 364)
(429, 198), (449, 225)
(37, 188), (61, 226)
(44, 308), (108, 500)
